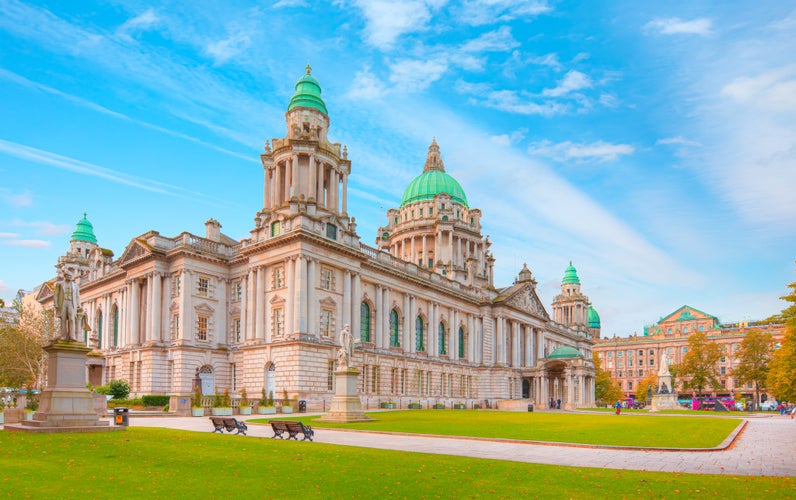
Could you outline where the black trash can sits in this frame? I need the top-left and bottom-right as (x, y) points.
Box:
(298, 400), (307, 413)
(113, 407), (129, 426)
(527, 403), (534, 412)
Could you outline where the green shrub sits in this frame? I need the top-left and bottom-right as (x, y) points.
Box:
(408, 402), (422, 409)
(192, 385), (203, 408)
(108, 380), (131, 400)
(222, 389), (231, 407)
(162, 404), (169, 412)
(239, 388), (250, 408)
(141, 395), (170, 407)
(94, 385), (111, 395)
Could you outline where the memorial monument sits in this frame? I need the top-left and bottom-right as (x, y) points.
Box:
(5, 258), (119, 433)
(649, 353), (680, 411)
(317, 325), (372, 422)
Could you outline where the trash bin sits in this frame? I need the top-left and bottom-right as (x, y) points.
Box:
(527, 403), (534, 412)
(113, 407), (129, 426)
(298, 400), (307, 413)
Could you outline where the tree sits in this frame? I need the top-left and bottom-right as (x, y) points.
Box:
(768, 279), (796, 402)
(678, 331), (722, 400)
(635, 373), (658, 403)
(0, 299), (49, 389)
(732, 330), (774, 409)
(593, 352), (623, 406)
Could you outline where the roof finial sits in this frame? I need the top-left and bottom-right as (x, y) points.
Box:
(305, 63), (312, 75)
(423, 137), (445, 172)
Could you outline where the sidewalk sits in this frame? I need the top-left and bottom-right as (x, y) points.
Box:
(130, 414), (796, 477)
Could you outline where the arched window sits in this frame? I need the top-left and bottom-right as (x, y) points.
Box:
(96, 311), (103, 349)
(415, 316), (424, 351)
(389, 309), (400, 347)
(360, 302), (371, 342)
(458, 327), (465, 359)
(270, 221), (281, 237)
(112, 306), (119, 347)
(438, 322), (446, 355)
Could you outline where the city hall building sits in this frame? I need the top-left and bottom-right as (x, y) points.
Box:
(36, 68), (597, 411)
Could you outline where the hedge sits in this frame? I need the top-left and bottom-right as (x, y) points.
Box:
(141, 395), (171, 407)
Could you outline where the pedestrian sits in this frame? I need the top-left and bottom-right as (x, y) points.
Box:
(556, 398), (561, 409)
(615, 400), (621, 415)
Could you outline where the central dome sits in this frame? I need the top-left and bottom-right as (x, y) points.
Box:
(287, 65), (328, 115)
(400, 139), (468, 208)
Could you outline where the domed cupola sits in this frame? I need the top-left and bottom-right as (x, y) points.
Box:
(562, 261), (580, 284)
(400, 139), (468, 208)
(287, 65), (328, 115)
(71, 213), (97, 244)
(588, 305), (601, 328)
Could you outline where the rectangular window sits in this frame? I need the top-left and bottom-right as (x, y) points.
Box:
(618, 371), (622, 377)
(668, 347), (673, 354)
(617, 352), (623, 357)
(171, 313), (179, 340)
(272, 308), (284, 336)
(720, 366), (726, 375)
(638, 350), (643, 356)
(320, 267), (335, 290)
(197, 315), (209, 341)
(326, 223), (337, 240)
(232, 318), (241, 343)
(327, 360), (335, 391)
(172, 275), (181, 297)
(627, 350), (633, 357)
(198, 277), (210, 297)
(372, 366), (379, 394)
(320, 309), (333, 337)
(231, 363), (237, 391)
(232, 282), (242, 302)
(273, 266), (285, 289)
(618, 361), (623, 368)
(649, 349), (654, 355)
(607, 352), (612, 359)
(720, 356), (726, 363)
(650, 358), (654, 365)
(638, 370), (643, 377)
(628, 381), (633, 390)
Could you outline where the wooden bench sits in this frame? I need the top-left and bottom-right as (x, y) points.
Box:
(269, 420), (314, 441)
(209, 417), (248, 436)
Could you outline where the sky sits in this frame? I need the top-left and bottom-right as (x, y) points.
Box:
(0, 0), (794, 337)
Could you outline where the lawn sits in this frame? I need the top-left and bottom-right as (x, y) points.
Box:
(253, 410), (741, 448)
(0, 428), (792, 498)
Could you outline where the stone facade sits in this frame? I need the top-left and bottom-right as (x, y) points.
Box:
(594, 305), (785, 402)
(36, 68), (596, 411)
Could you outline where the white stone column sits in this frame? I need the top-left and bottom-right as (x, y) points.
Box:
(567, 368), (574, 406)
(215, 279), (227, 342)
(131, 279), (140, 345)
(317, 163), (325, 207)
(429, 303), (437, 356)
(375, 285), (383, 348)
(351, 272), (361, 340)
(296, 256), (307, 334)
(496, 317), (505, 365)
(285, 258), (294, 334)
(421, 236), (427, 267)
(152, 272), (162, 342)
(309, 154), (316, 202)
(240, 273), (249, 341)
(331, 170), (339, 212)
(342, 270), (351, 328)
(342, 173), (348, 214)
(402, 294), (410, 350)
(407, 295), (415, 353)
(144, 273), (152, 343)
(307, 259), (316, 336)
(274, 163), (282, 207)
(451, 308), (458, 360)
(247, 268), (256, 340)
(467, 314), (475, 362)
(255, 267), (265, 340)
(180, 271), (192, 342)
(382, 287), (390, 347)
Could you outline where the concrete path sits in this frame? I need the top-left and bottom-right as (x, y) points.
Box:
(131, 414), (796, 477)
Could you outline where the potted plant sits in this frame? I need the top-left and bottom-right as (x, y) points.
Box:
(453, 403), (466, 410)
(191, 385), (205, 417)
(258, 389), (276, 415)
(238, 388), (251, 415)
(0, 398), (5, 425)
(280, 389), (293, 414)
(433, 402), (446, 410)
(380, 401), (396, 409)
(408, 402), (422, 409)
(211, 389), (232, 416)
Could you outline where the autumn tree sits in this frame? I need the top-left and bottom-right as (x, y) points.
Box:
(635, 373), (658, 403)
(767, 279), (796, 402)
(0, 299), (50, 389)
(594, 352), (623, 406)
(732, 330), (774, 410)
(678, 331), (721, 400)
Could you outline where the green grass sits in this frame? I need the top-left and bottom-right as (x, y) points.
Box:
(0, 428), (792, 498)
(253, 410), (740, 448)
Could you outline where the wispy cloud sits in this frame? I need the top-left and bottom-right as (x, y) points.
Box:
(645, 17), (712, 36)
(0, 139), (226, 203)
(8, 219), (70, 236)
(657, 136), (701, 147)
(347, 66), (389, 99)
(117, 8), (160, 39)
(273, 0), (309, 7)
(528, 140), (635, 162)
(389, 59), (448, 91)
(0, 188), (32, 207)
(456, 81), (567, 116)
(491, 128), (527, 146)
(3, 239), (50, 248)
(460, 26), (519, 53)
(721, 67), (796, 111)
(204, 31), (252, 65)
(457, 0), (551, 26)
(351, 0), (439, 49)
(542, 70), (592, 97)
(0, 232), (20, 238)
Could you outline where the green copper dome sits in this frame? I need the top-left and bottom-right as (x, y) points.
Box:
(562, 261), (580, 284)
(548, 346), (585, 359)
(287, 65), (328, 115)
(400, 139), (468, 208)
(71, 213), (97, 244)
(588, 305), (601, 329)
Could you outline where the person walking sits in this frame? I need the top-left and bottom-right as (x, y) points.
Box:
(615, 400), (622, 415)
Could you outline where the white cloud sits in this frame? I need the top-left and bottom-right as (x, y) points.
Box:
(273, 0), (309, 7)
(0, 232), (20, 238)
(0, 188), (32, 207)
(721, 67), (796, 111)
(542, 70), (592, 97)
(458, 0), (551, 26)
(528, 140), (635, 162)
(645, 17), (712, 36)
(657, 136), (701, 147)
(0, 279), (9, 295)
(3, 239), (50, 248)
(491, 128), (527, 146)
(351, 0), (439, 49)
(347, 66), (389, 99)
(204, 31), (252, 65)
(9, 220), (70, 236)
(460, 26), (519, 53)
(529, 52), (563, 70)
(389, 59), (448, 91)
(117, 8), (160, 38)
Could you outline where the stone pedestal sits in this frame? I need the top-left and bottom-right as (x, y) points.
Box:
(5, 341), (120, 433)
(169, 395), (193, 417)
(317, 368), (372, 423)
(650, 393), (680, 411)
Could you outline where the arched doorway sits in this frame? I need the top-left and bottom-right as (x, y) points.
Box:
(198, 365), (214, 395)
(264, 363), (276, 401)
(522, 379), (530, 399)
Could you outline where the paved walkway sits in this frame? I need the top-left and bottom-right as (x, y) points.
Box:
(130, 413), (796, 477)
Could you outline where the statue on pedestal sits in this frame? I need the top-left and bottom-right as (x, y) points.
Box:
(337, 324), (353, 369)
(53, 265), (89, 342)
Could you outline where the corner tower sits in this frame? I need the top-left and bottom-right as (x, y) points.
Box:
(551, 261), (592, 334)
(378, 139), (494, 287)
(256, 66), (354, 242)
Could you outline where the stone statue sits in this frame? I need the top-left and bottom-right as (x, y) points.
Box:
(53, 265), (87, 342)
(337, 324), (353, 369)
(658, 353), (670, 377)
(660, 382), (669, 394)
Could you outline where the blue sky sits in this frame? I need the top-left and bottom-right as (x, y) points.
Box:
(1, 0), (794, 336)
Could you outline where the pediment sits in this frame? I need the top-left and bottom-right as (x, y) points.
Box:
(195, 303), (215, 314)
(319, 296), (336, 307)
(35, 280), (55, 302)
(118, 239), (153, 266)
(269, 295), (286, 305)
(503, 284), (550, 319)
